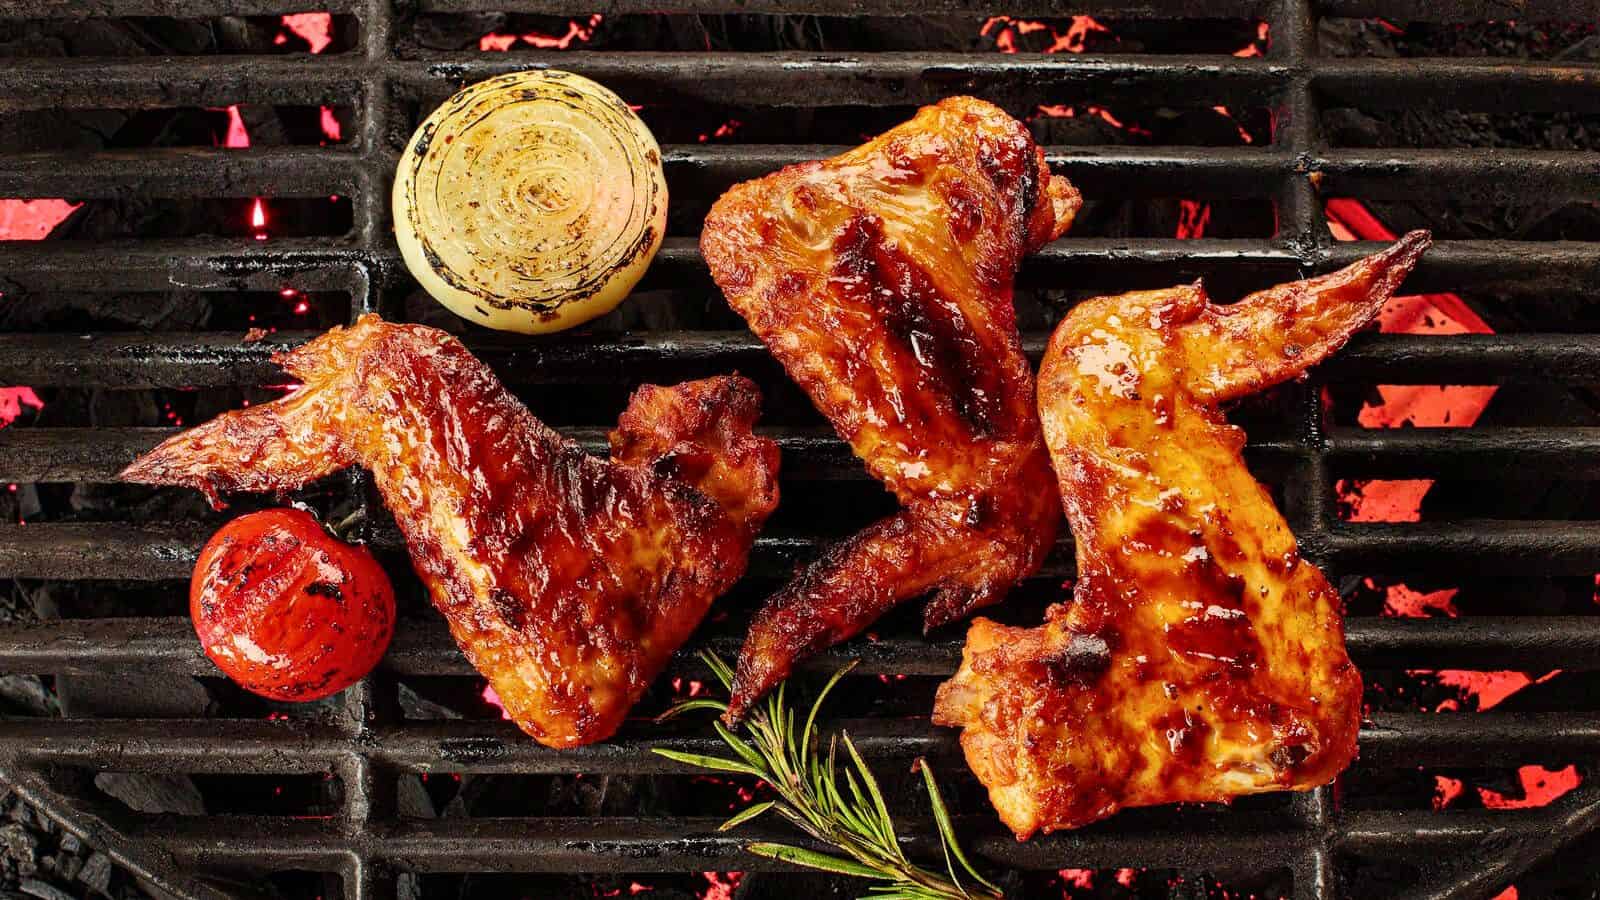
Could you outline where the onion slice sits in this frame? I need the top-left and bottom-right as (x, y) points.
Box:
(393, 70), (667, 334)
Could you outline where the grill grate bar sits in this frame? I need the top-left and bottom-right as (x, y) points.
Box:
(0, 54), (1592, 114)
(6, 711), (1598, 774)
(0, 0), (362, 15)
(2, 238), (1594, 297)
(130, 810), (1579, 873)
(5, 615), (1598, 677)
(409, 0), (1600, 17)
(4, 331), (1596, 387)
(413, 0), (1273, 14)
(12, 520), (1600, 580)
(9, 145), (1594, 203)
(12, 425), (1600, 483)
(0, 147), (362, 197)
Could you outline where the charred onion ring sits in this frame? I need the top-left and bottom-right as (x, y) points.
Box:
(394, 70), (667, 334)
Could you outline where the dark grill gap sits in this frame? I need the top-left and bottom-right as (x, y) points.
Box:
(0, 3), (1597, 900)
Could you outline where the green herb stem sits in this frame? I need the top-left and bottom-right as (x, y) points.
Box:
(654, 653), (1001, 900)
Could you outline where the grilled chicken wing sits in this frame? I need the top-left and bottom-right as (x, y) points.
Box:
(933, 233), (1432, 837)
(122, 315), (779, 748)
(701, 97), (1080, 720)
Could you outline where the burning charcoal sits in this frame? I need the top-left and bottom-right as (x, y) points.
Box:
(0, 824), (37, 882)
(733, 873), (858, 898)
(0, 676), (57, 718)
(412, 13), (508, 50)
(439, 775), (488, 819)
(52, 852), (81, 883)
(397, 775), (436, 819)
(0, 291), (214, 333)
(18, 877), (75, 900)
(544, 774), (658, 817)
(92, 774), (204, 817)
(75, 852), (110, 896)
(397, 683), (462, 720)
(60, 676), (213, 720)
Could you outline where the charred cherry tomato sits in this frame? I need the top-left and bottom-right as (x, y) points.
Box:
(191, 508), (394, 702)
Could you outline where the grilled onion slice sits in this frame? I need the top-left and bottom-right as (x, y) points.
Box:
(394, 70), (668, 334)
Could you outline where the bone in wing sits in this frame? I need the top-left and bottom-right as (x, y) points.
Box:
(121, 315), (779, 748)
(933, 233), (1431, 838)
(701, 96), (1082, 721)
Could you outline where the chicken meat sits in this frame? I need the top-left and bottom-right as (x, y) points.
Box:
(701, 96), (1081, 720)
(122, 315), (780, 748)
(933, 232), (1432, 837)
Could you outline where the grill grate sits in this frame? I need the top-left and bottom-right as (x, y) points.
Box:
(0, 2), (1597, 899)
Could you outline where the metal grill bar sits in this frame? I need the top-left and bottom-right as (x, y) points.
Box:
(7, 519), (1600, 579)
(7, 711), (1600, 774)
(407, 0), (1600, 17)
(7, 146), (1595, 203)
(2, 238), (1594, 297)
(4, 615), (1598, 677)
(0, 54), (1591, 114)
(0, 0), (362, 15)
(11, 425), (1600, 483)
(3, 330), (1594, 387)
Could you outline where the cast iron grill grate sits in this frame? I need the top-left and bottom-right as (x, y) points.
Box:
(0, 1), (1597, 898)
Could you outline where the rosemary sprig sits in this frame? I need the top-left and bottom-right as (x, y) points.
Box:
(654, 653), (1002, 900)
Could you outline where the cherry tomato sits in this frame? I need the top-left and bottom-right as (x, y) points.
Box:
(190, 508), (394, 702)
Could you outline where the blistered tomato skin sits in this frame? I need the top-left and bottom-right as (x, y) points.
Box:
(190, 508), (394, 702)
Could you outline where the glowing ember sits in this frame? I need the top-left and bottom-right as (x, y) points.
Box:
(1234, 22), (1270, 57)
(220, 105), (251, 148)
(1433, 774), (1465, 810)
(281, 13), (334, 54)
(481, 683), (511, 720)
(1479, 765), (1582, 809)
(1213, 105), (1254, 143)
(480, 14), (603, 52)
(698, 872), (742, 900)
(670, 676), (707, 698)
(1375, 581), (1459, 618)
(0, 199), (79, 240)
(1328, 198), (1493, 526)
(1420, 670), (1560, 711)
(1032, 102), (1153, 136)
(1176, 200), (1211, 239)
(251, 198), (269, 241)
(1491, 888), (1518, 900)
(0, 200), (62, 430)
(0, 388), (43, 429)
(1115, 868), (1139, 887)
(320, 106), (342, 143)
(1059, 868), (1095, 889)
(982, 15), (1108, 54)
(698, 120), (743, 143)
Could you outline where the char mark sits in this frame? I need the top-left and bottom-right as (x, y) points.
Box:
(830, 214), (1005, 438)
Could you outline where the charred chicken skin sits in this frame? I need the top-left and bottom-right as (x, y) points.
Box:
(701, 97), (1081, 720)
(122, 315), (779, 748)
(934, 232), (1432, 837)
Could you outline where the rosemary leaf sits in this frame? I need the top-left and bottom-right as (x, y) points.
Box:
(720, 800), (776, 832)
(919, 759), (1001, 895)
(745, 843), (891, 880)
(650, 748), (759, 776)
(654, 698), (728, 722)
(659, 654), (1002, 900)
